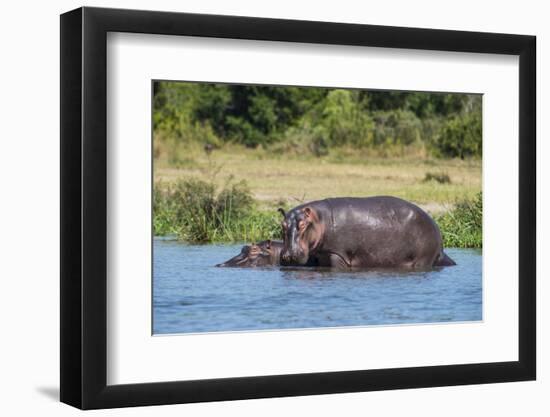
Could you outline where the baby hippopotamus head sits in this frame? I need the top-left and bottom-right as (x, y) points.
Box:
(216, 240), (283, 268)
(279, 206), (324, 266)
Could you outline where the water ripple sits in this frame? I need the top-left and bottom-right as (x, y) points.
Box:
(153, 242), (482, 334)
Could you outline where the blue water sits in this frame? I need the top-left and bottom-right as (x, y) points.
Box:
(153, 239), (482, 334)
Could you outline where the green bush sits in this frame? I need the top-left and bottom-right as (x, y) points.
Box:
(319, 90), (373, 147)
(225, 116), (266, 148)
(432, 111), (482, 159)
(437, 192), (482, 248)
(153, 81), (483, 159)
(277, 90), (373, 156)
(153, 178), (282, 243)
(152, 83), (224, 161)
(371, 109), (423, 147)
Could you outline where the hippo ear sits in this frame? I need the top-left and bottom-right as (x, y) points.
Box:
(277, 208), (286, 217)
(303, 207), (317, 221)
(266, 239), (271, 249)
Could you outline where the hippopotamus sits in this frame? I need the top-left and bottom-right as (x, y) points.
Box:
(216, 240), (284, 267)
(279, 196), (455, 269)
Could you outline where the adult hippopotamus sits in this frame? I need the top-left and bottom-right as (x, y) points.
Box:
(216, 240), (284, 267)
(279, 196), (455, 269)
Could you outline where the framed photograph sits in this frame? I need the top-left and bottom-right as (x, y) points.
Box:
(60, 6), (536, 409)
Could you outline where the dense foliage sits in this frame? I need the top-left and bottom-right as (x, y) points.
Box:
(153, 82), (482, 159)
(154, 178), (281, 243)
(436, 192), (483, 248)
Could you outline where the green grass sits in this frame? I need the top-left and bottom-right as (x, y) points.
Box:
(154, 174), (483, 248)
(436, 192), (483, 248)
(154, 178), (282, 243)
(154, 143), (481, 213)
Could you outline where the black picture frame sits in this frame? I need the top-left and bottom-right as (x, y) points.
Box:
(60, 6), (536, 410)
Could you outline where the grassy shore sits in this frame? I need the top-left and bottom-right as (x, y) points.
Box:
(154, 144), (481, 215)
(154, 145), (482, 248)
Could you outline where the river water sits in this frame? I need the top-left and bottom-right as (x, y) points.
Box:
(153, 239), (482, 334)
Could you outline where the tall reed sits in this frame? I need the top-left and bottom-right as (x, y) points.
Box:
(154, 178), (281, 243)
(436, 192), (482, 248)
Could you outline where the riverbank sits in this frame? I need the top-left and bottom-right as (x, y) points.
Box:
(153, 147), (482, 247)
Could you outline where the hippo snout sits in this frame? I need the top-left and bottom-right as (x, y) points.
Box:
(281, 249), (308, 266)
(281, 250), (300, 265)
(281, 251), (292, 264)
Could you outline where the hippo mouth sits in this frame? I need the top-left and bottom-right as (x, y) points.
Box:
(216, 250), (251, 267)
(280, 250), (309, 266)
(217, 243), (274, 267)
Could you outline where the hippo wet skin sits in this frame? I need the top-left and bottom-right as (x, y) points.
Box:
(216, 240), (284, 267)
(280, 196), (456, 269)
